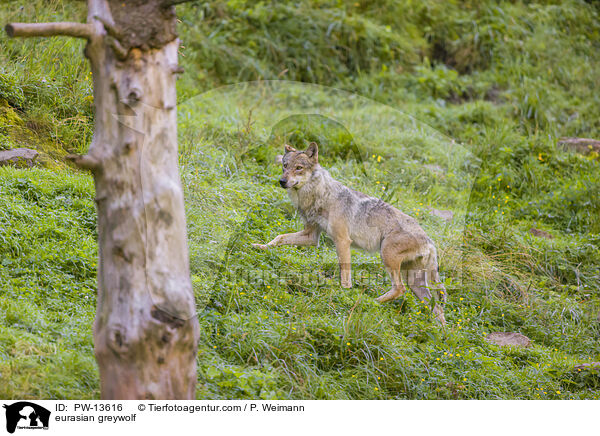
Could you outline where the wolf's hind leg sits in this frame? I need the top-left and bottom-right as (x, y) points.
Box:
(410, 266), (446, 325)
(376, 237), (409, 303)
(422, 249), (447, 303)
(251, 226), (320, 250)
(429, 268), (447, 303)
(376, 268), (406, 302)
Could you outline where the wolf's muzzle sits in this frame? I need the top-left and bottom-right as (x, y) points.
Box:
(279, 179), (287, 188)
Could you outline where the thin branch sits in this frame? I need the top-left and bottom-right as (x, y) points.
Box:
(5, 22), (94, 39)
(170, 65), (185, 75)
(107, 37), (128, 60)
(162, 0), (195, 6)
(93, 15), (123, 41)
(66, 153), (101, 171)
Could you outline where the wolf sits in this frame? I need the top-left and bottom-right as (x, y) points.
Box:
(252, 142), (447, 324)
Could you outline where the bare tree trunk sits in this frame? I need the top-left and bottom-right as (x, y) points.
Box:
(6, 0), (199, 399)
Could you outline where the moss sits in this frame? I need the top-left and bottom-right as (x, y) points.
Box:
(0, 98), (25, 130)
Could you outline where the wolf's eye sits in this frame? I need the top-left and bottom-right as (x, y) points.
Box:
(296, 166), (303, 171)
(283, 163), (287, 169)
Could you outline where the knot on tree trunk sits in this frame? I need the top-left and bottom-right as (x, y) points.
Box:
(107, 324), (130, 354)
(151, 305), (186, 329)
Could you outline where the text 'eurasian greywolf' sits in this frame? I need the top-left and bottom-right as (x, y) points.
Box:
(252, 142), (447, 324)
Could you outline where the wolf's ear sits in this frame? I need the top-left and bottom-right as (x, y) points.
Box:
(305, 142), (318, 160)
(284, 144), (297, 154)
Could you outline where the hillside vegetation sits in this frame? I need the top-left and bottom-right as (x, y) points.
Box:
(0, 0), (599, 399)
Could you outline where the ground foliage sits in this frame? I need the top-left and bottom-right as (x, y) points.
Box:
(0, 0), (599, 399)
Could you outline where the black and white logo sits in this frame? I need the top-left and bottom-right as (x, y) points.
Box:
(3, 402), (50, 434)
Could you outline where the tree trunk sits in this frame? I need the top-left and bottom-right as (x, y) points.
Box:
(6, 0), (199, 399)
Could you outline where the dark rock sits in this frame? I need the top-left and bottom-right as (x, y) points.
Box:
(0, 148), (39, 168)
(484, 85), (504, 103)
(574, 362), (600, 371)
(557, 137), (600, 155)
(485, 332), (531, 348)
(429, 208), (454, 222)
(529, 228), (553, 239)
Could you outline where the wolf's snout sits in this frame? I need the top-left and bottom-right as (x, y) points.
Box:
(279, 178), (287, 188)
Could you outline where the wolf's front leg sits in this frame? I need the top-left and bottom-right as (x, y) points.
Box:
(333, 235), (353, 288)
(251, 226), (320, 250)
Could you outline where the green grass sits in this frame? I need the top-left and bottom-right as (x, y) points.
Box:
(0, 167), (97, 399)
(0, 0), (599, 399)
(181, 85), (599, 399)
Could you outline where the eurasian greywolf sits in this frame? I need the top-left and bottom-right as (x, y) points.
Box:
(252, 142), (446, 324)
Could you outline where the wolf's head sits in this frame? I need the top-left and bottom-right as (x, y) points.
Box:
(279, 142), (318, 189)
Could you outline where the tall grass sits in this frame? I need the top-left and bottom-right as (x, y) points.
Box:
(0, 0), (598, 399)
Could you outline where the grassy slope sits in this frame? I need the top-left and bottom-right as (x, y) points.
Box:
(0, 0), (599, 399)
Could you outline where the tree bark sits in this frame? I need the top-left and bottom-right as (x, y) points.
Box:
(6, 0), (199, 399)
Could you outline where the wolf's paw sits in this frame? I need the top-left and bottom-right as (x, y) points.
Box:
(251, 243), (268, 250)
(439, 290), (448, 304)
(375, 289), (402, 303)
(433, 306), (447, 325)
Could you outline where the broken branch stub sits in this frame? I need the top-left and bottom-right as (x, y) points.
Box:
(5, 22), (94, 39)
